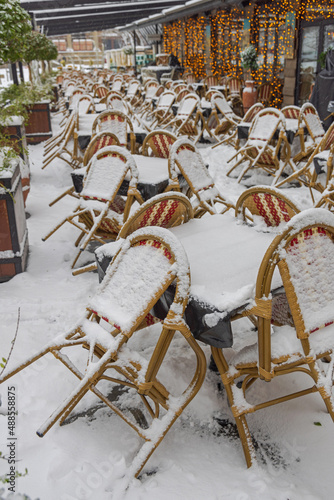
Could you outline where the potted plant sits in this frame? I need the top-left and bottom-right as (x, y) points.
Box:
(240, 44), (259, 81)
(240, 44), (259, 112)
(0, 0), (32, 85)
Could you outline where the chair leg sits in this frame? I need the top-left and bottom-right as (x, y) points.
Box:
(211, 346), (256, 468)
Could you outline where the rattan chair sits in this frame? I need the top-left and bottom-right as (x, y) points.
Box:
(276, 112), (333, 197)
(256, 82), (272, 107)
(235, 185), (300, 227)
(163, 93), (205, 144)
(42, 146), (144, 268)
(211, 208), (334, 467)
(48, 131), (120, 207)
(146, 90), (176, 129)
(42, 113), (78, 169)
(210, 93), (242, 148)
(141, 129), (177, 158)
(91, 110), (136, 153)
(168, 137), (235, 217)
(227, 108), (298, 184)
(0, 226), (206, 483)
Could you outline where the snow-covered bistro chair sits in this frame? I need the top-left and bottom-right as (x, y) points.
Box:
(91, 110), (136, 153)
(211, 208), (334, 467)
(226, 108), (298, 184)
(141, 129), (177, 158)
(276, 121), (334, 198)
(0, 226), (206, 482)
(162, 93), (205, 144)
(210, 93), (242, 148)
(168, 138), (235, 217)
(42, 146), (144, 268)
(235, 185), (300, 227)
(48, 131), (120, 208)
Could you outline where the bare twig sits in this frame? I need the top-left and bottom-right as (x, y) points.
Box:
(0, 307), (20, 377)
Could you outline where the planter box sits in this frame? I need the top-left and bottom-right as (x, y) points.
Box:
(0, 161), (29, 281)
(1, 117), (30, 205)
(25, 101), (52, 144)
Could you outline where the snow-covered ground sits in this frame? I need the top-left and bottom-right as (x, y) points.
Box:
(0, 112), (333, 500)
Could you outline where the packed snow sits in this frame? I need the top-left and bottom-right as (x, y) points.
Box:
(0, 110), (334, 500)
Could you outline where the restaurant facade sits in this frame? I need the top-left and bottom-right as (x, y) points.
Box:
(134, 0), (334, 107)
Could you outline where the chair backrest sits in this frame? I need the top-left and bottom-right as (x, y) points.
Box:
(81, 145), (138, 204)
(118, 192), (193, 239)
(82, 131), (120, 167)
(169, 137), (220, 212)
(184, 73), (196, 84)
(257, 83), (272, 104)
(156, 91), (175, 111)
(176, 93), (199, 120)
(300, 102), (325, 144)
(127, 79), (140, 97)
(76, 95), (94, 115)
(175, 88), (190, 103)
(255, 209), (334, 359)
(142, 130), (177, 158)
(145, 81), (159, 100)
(112, 79), (123, 92)
(173, 83), (187, 95)
(322, 121), (334, 150)
(248, 108), (284, 145)
(211, 93), (235, 120)
(94, 85), (109, 99)
(204, 74), (219, 89)
(281, 105), (301, 120)
(88, 226), (190, 336)
(92, 110), (133, 146)
(107, 93), (127, 113)
(235, 185), (300, 227)
(228, 77), (243, 95)
(242, 102), (264, 123)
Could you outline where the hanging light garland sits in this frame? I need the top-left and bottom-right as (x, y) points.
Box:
(162, 0), (334, 107)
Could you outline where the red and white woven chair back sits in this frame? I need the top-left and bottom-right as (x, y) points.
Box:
(95, 111), (130, 146)
(278, 211), (334, 337)
(212, 94), (234, 120)
(281, 105), (300, 120)
(143, 130), (177, 158)
(205, 75), (218, 89)
(248, 108), (284, 145)
(89, 226), (190, 335)
(243, 103), (264, 123)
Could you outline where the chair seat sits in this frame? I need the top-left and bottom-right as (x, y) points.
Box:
(231, 322), (334, 369)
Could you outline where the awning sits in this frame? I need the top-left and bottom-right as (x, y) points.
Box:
(20, 0), (187, 36)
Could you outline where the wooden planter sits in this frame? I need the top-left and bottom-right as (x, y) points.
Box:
(0, 162), (29, 281)
(25, 101), (52, 144)
(1, 116), (30, 205)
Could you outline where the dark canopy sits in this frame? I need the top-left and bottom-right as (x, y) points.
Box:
(20, 0), (186, 36)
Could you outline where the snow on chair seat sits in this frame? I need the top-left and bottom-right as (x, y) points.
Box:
(0, 226), (206, 486)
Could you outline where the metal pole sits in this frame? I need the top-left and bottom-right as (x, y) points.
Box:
(133, 31), (137, 76)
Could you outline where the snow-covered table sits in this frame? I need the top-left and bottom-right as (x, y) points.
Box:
(75, 113), (147, 150)
(95, 214), (279, 348)
(71, 154), (174, 201)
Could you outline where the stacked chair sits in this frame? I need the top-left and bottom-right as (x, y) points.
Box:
(168, 138), (235, 217)
(42, 146), (144, 268)
(226, 108), (299, 185)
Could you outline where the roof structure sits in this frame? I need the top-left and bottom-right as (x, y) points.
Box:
(20, 0), (187, 36)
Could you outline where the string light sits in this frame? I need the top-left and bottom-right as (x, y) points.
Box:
(163, 0), (332, 107)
